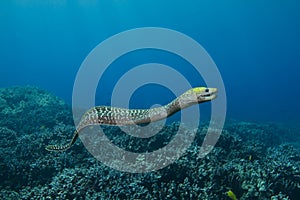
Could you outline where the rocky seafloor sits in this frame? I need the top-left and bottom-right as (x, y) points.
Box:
(0, 86), (299, 200)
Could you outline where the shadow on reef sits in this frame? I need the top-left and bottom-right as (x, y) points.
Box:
(0, 86), (299, 199)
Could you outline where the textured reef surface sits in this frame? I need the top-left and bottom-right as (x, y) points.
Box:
(0, 86), (299, 199)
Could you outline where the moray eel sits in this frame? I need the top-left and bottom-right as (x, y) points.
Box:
(45, 87), (217, 152)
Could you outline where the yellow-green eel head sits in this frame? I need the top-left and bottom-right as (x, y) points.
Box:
(176, 87), (218, 109)
(192, 87), (218, 102)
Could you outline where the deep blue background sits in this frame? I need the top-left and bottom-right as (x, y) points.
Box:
(0, 0), (299, 123)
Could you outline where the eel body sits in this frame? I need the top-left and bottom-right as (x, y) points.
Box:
(45, 87), (217, 152)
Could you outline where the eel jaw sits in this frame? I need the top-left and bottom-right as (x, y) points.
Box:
(199, 88), (218, 102)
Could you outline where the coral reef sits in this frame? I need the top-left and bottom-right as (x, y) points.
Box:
(0, 86), (299, 199)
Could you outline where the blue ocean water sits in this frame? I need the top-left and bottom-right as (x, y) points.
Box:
(1, 1), (300, 199)
(0, 1), (299, 121)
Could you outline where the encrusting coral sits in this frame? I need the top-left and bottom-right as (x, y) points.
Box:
(0, 86), (299, 199)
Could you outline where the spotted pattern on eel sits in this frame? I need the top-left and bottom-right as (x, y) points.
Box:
(45, 87), (218, 152)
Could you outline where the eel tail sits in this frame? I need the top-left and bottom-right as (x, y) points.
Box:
(45, 131), (79, 152)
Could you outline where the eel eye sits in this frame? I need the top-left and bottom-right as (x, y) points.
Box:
(205, 88), (209, 92)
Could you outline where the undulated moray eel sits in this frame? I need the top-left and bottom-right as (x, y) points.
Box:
(45, 87), (217, 152)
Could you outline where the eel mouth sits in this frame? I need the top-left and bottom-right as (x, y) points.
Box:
(201, 88), (218, 101)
